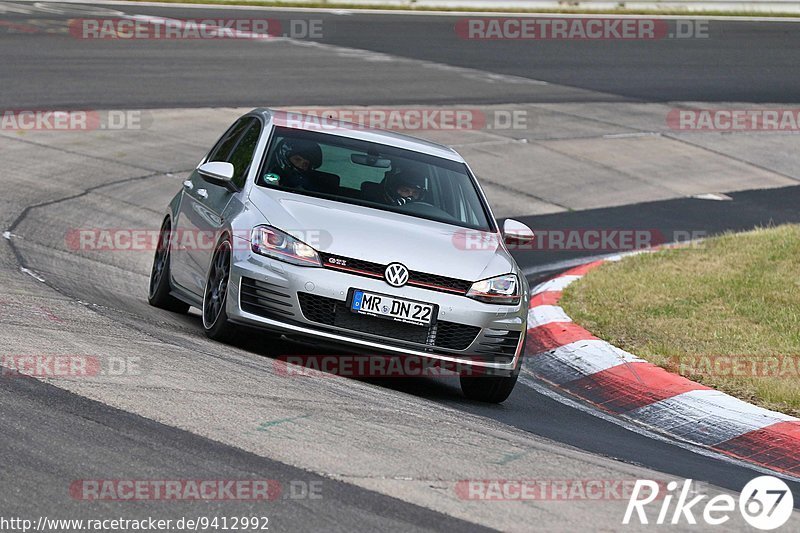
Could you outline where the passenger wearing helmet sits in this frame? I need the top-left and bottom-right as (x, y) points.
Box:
(383, 166), (428, 206)
(269, 138), (323, 189)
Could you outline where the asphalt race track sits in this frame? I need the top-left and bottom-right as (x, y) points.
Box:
(2, 1), (800, 531)
(3, 2), (800, 108)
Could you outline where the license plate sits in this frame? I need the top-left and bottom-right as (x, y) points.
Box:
(350, 290), (435, 326)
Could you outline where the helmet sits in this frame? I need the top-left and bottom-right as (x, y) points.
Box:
(384, 164), (428, 206)
(275, 138), (323, 187)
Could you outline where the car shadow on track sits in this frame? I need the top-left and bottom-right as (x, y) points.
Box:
(222, 324), (479, 402)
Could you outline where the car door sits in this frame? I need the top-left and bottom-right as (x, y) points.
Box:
(172, 117), (260, 296)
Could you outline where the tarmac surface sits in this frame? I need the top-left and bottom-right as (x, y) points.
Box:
(2, 2), (800, 531)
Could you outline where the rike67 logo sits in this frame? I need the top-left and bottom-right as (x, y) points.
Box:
(624, 477), (794, 530)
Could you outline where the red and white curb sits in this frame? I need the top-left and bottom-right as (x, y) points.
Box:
(524, 258), (800, 478)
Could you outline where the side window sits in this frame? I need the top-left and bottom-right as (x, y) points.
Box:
(227, 119), (262, 189)
(207, 118), (250, 163)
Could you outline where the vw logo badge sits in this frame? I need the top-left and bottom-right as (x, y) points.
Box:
(384, 263), (409, 287)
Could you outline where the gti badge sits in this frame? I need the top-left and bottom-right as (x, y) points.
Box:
(384, 263), (409, 287)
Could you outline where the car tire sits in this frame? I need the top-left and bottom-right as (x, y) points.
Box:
(202, 237), (237, 342)
(148, 217), (190, 314)
(460, 372), (519, 403)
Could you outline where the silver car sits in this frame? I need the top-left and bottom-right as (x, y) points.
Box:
(148, 109), (534, 402)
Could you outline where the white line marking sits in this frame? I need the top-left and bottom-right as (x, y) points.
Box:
(32, 1), (124, 16)
(628, 389), (798, 446)
(288, 38), (549, 85)
(20, 267), (45, 282)
(527, 304), (572, 328)
(527, 339), (643, 383)
(531, 275), (581, 294)
(125, 14), (551, 86)
(693, 192), (733, 201)
(0, 2), (36, 15)
(603, 132), (661, 139)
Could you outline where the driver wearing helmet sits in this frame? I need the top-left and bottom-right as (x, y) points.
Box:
(269, 138), (323, 189)
(383, 166), (429, 206)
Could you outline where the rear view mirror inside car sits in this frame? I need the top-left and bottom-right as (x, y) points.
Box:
(351, 153), (391, 168)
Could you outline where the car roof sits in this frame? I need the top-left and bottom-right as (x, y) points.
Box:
(248, 108), (466, 163)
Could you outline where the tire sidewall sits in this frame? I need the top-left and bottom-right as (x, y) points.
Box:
(202, 237), (233, 333)
(149, 218), (173, 302)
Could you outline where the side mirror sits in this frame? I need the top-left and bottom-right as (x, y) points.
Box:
(197, 161), (238, 191)
(502, 219), (535, 247)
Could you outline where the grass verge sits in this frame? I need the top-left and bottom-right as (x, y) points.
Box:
(560, 225), (800, 417)
(124, 0), (800, 18)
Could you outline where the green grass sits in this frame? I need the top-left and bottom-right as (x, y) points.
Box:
(124, 0), (800, 18)
(560, 225), (800, 416)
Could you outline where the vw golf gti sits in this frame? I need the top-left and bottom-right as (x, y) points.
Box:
(148, 109), (534, 403)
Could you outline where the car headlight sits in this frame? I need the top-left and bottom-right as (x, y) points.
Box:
(251, 226), (321, 267)
(466, 274), (520, 305)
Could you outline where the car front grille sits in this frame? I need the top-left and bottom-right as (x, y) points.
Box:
(318, 252), (473, 296)
(297, 292), (480, 351)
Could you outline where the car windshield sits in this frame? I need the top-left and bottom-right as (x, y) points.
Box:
(256, 126), (493, 231)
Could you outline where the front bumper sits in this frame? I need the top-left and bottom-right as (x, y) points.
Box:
(226, 249), (527, 376)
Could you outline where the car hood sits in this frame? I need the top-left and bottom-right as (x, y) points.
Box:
(247, 187), (514, 281)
